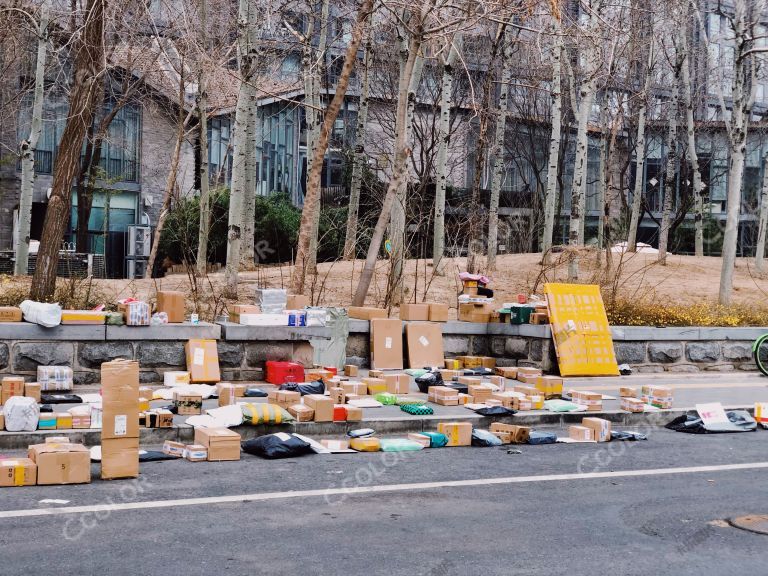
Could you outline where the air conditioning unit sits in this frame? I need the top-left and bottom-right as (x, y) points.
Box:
(126, 259), (147, 279)
(127, 225), (151, 257)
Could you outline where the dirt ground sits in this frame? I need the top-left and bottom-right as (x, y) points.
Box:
(14, 250), (762, 320)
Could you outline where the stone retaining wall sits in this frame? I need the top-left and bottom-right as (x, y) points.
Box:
(614, 340), (756, 373)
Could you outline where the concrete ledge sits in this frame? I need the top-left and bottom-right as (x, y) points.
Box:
(107, 322), (220, 341)
(0, 323), (105, 341)
(220, 321), (335, 341)
(611, 326), (768, 341)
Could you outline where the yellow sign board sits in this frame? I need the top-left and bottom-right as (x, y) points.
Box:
(544, 283), (619, 377)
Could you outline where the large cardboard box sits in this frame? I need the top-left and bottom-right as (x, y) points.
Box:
(582, 417), (611, 442)
(370, 318), (403, 369)
(349, 307), (388, 320)
(0, 306), (22, 322)
(185, 339), (221, 383)
(303, 394), (334, 422)
(0, 458), (37, 486)
(458, 302), (492, 323)
(157, 291), (186, 323)
(101, 437), (140, 480)
(229, 304), (260, 324)
(400, 303), (430, 321)
(406, 323), (444, 368)
(29, 443), (91, 485)
(101, 360), (140, 440)
(426, 303), (449, 322)
(194, 428), (241, 461)
(2, 376), (25, 405)
(437, 422), (472, 446)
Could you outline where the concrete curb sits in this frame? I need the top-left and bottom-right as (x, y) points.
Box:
(0, 405), (753, 450)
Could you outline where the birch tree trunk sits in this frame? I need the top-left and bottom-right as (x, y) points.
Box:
(343, 36), (371, 261)
(487, 26), (514, 270)
(658, 68), (679, 265)
(225, 0), (257, 297)
(541, 26), (562, 261)
(30, 0), (105, 301)
(291, 0), (374, 295)
(627, 42), (654, 252)
(16, 0), (50, 276)
(352, 1), (430, 306)
(681, 46), (704, 257)
(195, 0), (210, 277)
(596, 92), (609, 253)
(240, 3), (260, 269)
(432, 34), (461, 273)
(755, 154), (768, 273)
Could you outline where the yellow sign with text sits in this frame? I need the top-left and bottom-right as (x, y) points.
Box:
(544, 283), (619, 377)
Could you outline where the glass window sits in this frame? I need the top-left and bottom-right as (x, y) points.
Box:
(207, 115), (232, 185)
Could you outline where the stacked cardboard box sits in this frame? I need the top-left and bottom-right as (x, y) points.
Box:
(458, 302), (493, 323)
(467, 383), (495, 403)
(495, 367), (518, 379)
(288, 404), (314, 421)
(621, 397), (645, 413)
(582, 417), (611, 442)
(101, 359), (140, 480)
(428, 386), (460, 406)
(194, 428), (241, 461)
(363, 377), (387, 395)
(641, 385), (673, 409)
(571, 390), (602, 412)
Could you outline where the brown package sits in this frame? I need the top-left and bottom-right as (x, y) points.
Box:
(29, 443), (91, 485)
(101, 437), (140, 480)
(436, 422), (472, 446)
(0, 307), (22, 322)
(194, 427), (241, 461)
(0, 457), (37, 486)
(2, 377), (25, 405)
(370, 318), (403, 370)
(185, 339), (221, 383)
(348, 307), (388, 320)
(101, 360), (140, 440)
(156, 291), (186, 323)
(399, 303), (430, 321)
(426, 303), (449, 322)
(229, 304), (260, 324)
(405, 323), (444, 368)
(384, 374), (409, 395)
(303, 394), (334, 422)
(287, 404), (314, 422)
(286, 295), (310, 309)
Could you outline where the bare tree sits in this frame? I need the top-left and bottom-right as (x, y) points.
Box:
(541, 17), (563, 261)
(195, 0), (211, 277)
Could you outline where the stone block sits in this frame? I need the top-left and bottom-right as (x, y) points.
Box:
(0, 343), (8, 369)
(443, 336), (469, 355)
(136, 341), (186, 368)
(614, 342), (646, 365)
(647, 342), (682, 364)
(636, 365), (665, 374)
(668, 364), (700, 373)
(245, 342), (294, 367)
(12, 342), (74, 372)
(345, 334), (369, 358)
(73, 371), (100, 385)
(685, 342), (720, 363)
(505, 338), (530, 359)
(704, 364), (734, 372)
(216, 342), (244, 368)
(469, 336), (490, 356)
(77, 342), (134, 369)
(722, 342), (752, 362)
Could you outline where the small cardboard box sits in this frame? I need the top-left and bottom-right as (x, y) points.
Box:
(348, 307), (388, 320)
(173, 392), (203, 415)
(458, 356), (483, 369)
(444, 358), (462, 370)
(156, 291), (186, 323)
(0, 306), (22, 322)
(569, 425), (594, 442)
(345, 405), (363, 422)
(400, 303), (430, 321)
(428, 386), (459, 406)
(117, 300), (151, 326)
(384, 374), (409, 395)
(459, 376), (483, 386)
(481, 357), (496, 369)
(38, 414), (57, 430)
(329, 387), (346, 404)
(538, 376), (563, 398)
(288, 404), (314, 422)
(183, 444), (208, 462)
(582, 417), (611, 442)
(344, 365), (359, 377)
(71, 413), (91, 429)
(185, 339), (221, 383)
(305, 368), (333, 383)
(55, 413), (73, 429)
(458, 302), (492, 323)
(368, 370), (385, 379)
(489, 423), (530, 444)
(0, 458), (37, 487)
(229, 304), (261, 324)
(162, 440), (185, 457)
(321, 439), (350, 451)
(273, 390), (301, 409)
(437, 422), (472, 446)
(495, 367), (518, 379)
(408, 433), (431, 448)
(194, 428), (241, 461)
(341, 382), (367, 395)
(101, 437), (139, 479)
(2, 377), (25, 404)
(531, 312), (549, 325)
(286, 294), (310, 309)
(362, 377), (387, 395)
(619, 387), (637, 398)
(426, 303), (449, 322)
(304, 394), (334, 422)
(370, 318), (403, 370)
(147, 409), (174, 428)
(29, 443), (91, 485)
(491, 431), (512, 444)
(23, 382), (41, 403)
(518, 367), (543, 378)
(467, 383), (494, 403)
(439, 369), (461, 381)
(217, 383), (247, 406)
(621, 397), (645, 413)
(571, 390), (602, 411)
(406, 323), (444, 368)
(513, 385), (539, 396)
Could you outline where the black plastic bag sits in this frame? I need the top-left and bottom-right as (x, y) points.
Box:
(528, 431), (557, 445)
(444, 383), (468, 395)
(463, 368), (495, 377)
(244, 387), (269, 398)
(242, 433), (315, 459)
(139, 451), (179, 462)
(415, 370), (443, 393)
(472, 429), (503, 447)
(279, 379), (325, 396)
(474, 406), (516, 416)
(665, 410), (757, 434)
(41, 394), (82, 404)
(611, 430), (648, 441)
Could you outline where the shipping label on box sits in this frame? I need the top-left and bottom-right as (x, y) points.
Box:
(163, 440), (185, 457)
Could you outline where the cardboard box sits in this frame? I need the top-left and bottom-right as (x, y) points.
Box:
(217, 383), (247, 406)
(517, 367), (543, 378)
(185, 339), (221, 383)
(287, 404), (314, 422)
(2, 376), (25, 404)
(439, 369), (461, 381)
(37, 366), (73, 391)
(345, 405), (363, 422)
(481, 357), (496, 369)
(273, 390), (301, 409)
(38, 414), (57, 430)
(458, 302), (492, 323)
(621, 397), (645, 413)
(286, 294), (310, 309)
(101, 360), (139, 440)
(229, 304), (261, 324)
(344, 365), (359, 377)
(582, 417), (611, 442)
(183, 444), (208, 462)
(527, 394), (544, 410)
(117, 300), (151, 326)
(29, 443), (91, 485)
(368, 370), (385, 379)
(329, 387), (346, 404)
(362, 377), (387, 395)
(491, 431), (512, 444)
(22, 382), (41, 403)
(321, 440), (350, 451)
(569, 425), (594, 442)
(61, 310), (107, 325)
(173, 392), (203, 415)
(101, 437), (139, 479)
(0, 413), (4, 430)
(0, 458), (37, 486)
(350, 437), (381, 452)
(428, 386), (460, 405)
(146, 409), (173, 428)
(571, 390), (602, 412)
(162, 440), (185, 457)
(467, 383), (494, 403)
(306, 368), (333, 383)
(458, 356), (483, 369)
(370, 318), (403, 369)
(458, 393), (471, 405)
(0, 306), (22, 322)
(537, 376), (563, 398)
(71, 413), (91, 429)
(348, 306), (388, 320)
(491, 391), (522, 410)
(340, 382), (367, 396)
(156, 291), (186, 323)
(406, 323), (444, 368)
(384, 374), (409, 395)
(436, 422), (472, 446)
(304, 394), (334, 422)
(619, 387), (637, 398)
(194, 427), (241, 461)
(400, 303), (430, 321)
(426, 303), (449, 322)
(444, 358), (462, 370)
(408, 433), (432, 448)
(56, 413), (73, 429)
(513, 385), (539, 396)
(495, 367), (518, 379)
(530, 312), (549, 325)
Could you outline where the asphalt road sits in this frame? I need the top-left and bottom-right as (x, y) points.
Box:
(1, 426), (767, 575)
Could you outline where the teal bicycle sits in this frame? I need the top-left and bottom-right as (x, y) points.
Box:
(753, 335), (768, 375)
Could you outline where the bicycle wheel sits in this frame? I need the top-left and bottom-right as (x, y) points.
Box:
(753, 334), (768, 376)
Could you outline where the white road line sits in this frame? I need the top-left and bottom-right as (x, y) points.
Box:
(1, 461), (766, 519)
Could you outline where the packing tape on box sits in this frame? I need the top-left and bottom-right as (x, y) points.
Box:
(14, 464), (25, 486)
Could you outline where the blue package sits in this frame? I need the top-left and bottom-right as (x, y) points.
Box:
(528, 431), (557, 445)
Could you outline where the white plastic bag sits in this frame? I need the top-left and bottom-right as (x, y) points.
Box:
(3, 396), (40, 432)
(19, 300), (62, 328)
